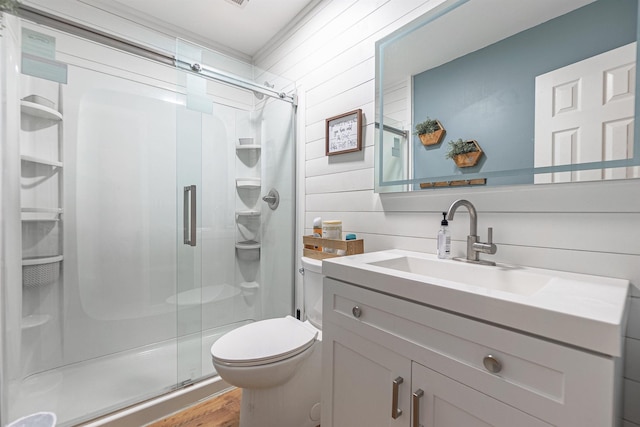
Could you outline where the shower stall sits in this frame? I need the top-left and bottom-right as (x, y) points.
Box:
(0, 9), (295, 427)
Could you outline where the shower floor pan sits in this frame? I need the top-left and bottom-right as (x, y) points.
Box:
(8, 322), (247, 426)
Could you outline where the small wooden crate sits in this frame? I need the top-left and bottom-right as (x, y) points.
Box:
(302, 235), (364, 260)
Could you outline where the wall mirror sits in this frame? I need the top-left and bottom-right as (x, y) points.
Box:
(375, 0), (639, 193)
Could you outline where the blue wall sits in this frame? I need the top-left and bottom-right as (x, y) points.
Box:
(412, 0), (637, 188)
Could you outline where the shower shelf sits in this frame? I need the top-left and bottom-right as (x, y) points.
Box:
(236, 210), (261, 217)
(236, 178), (261, 189)
(21, 217), (60, 222)
(21, 155), (63, 168)
(22, 255), (63, 288)
(21, 207), (63, 222)
(235, 241), (261, 250)
(21, 314), (51, 330)
(20, 100), (63, 121)
(22, 255), (63, 266)
(236, 144), (261, 151)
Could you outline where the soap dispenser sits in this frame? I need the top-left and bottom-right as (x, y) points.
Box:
(437, 212), (451, 259)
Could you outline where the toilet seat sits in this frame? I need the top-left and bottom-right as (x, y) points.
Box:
(211, 316), (318, 367)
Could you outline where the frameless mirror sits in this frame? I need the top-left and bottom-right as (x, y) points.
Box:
(375, 0), (639, 193)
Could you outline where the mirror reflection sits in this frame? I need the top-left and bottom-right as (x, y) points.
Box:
(375, 0), (639, 193)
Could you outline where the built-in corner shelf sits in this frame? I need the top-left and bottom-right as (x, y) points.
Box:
(235, 241), (261, 250)
(21, 314), (52, 330)
(236, 178), (261, 189)
(21, 155), (63, 168)
(22, 255), (63, 288)
(20, 100), (63, 121)
(236, 144), (261, 151)
(240, 281), (260, 298)
(22, 255), (63, 267)
(235, 210), (261, 218)
(21, 207), (63, 222)
(235, 135), (261, 261)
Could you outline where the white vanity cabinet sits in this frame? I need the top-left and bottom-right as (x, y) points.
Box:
(322, 277), (621, 427)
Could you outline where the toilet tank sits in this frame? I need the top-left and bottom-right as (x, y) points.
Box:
(301, 257), (323, 329)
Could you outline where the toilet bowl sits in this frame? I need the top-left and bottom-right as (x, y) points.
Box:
(212, 316), (319, 389)
(210, 256), (323, 427)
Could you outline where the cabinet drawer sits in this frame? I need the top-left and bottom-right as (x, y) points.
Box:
(412, 361), (553, 427)
(324, 278), (616, 426)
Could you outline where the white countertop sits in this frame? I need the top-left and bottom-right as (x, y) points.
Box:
(322, 249), (630, 357)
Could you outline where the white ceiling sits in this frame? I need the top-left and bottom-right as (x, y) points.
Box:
(90, 0), (318, 59)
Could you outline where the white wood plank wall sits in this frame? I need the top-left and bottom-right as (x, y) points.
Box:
(254, 0), (640, 425)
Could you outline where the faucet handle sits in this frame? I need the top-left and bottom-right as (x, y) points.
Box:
(483, 227), (497, 255)
(472, 227), (497, 256)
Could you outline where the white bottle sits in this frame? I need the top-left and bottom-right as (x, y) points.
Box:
(437, 212), (451, 259)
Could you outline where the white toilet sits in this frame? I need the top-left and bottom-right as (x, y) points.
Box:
(210, 257), (323, 427)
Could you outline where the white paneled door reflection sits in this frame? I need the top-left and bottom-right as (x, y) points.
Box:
(534, 42), (638, 183)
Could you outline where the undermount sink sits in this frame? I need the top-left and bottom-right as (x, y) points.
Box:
(322, 249), (630, 357)
(368, 256), (549, 296)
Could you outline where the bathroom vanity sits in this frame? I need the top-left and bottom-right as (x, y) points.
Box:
(321, 250), (629, 427)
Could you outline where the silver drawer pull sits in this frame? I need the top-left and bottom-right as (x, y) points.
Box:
(483, 354), (502, 373)
(352, 305), (362, 318)
(412, 389), (424, 427)
(391, 376), (403, 419)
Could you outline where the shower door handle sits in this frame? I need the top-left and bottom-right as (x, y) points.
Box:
(183, 185), (196, 246)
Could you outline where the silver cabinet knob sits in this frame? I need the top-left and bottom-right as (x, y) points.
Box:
(483, 354), (502, 373)
(352, 306), (362, 318)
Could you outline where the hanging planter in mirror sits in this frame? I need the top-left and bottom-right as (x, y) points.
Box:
(446, 139), (483, 168)
(414, 118), (445, 146)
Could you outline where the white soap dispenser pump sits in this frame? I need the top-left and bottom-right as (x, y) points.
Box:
(437, 212), (451, 259)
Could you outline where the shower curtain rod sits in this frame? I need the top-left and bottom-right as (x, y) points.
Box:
(16, 4), (297, 105)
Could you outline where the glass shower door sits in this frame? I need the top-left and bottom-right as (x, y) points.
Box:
(176, 100), (203, 386)
(173, 39), (297, 390)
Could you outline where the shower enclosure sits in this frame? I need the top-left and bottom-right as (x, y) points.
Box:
(0, 11), (295, 426)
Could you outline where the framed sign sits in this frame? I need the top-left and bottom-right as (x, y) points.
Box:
(325, 109), (362, 155)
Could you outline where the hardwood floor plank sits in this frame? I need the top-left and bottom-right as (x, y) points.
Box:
(146, 387), (240, 427)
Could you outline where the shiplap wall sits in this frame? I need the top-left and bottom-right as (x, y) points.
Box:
(254, 0), (640, 425)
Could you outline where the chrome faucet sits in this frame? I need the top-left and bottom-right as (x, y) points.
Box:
(446, 199), (497, 266)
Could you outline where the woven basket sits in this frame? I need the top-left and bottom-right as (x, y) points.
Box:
(23, 260), (60, 288)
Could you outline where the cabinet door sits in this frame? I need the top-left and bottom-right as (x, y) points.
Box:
(322, 322), (411, 427)
(411, 362), (551, 427)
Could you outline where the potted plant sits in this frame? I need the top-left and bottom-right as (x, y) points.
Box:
(414, 117), (445, 146)
(445, 138), (483, 168)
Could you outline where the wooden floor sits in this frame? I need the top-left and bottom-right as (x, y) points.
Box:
(147, 387), (241, 427)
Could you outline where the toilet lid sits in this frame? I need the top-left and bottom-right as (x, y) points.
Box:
(211, 316), (318, 367)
